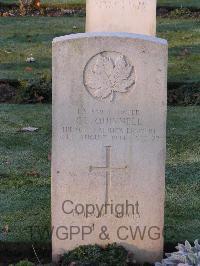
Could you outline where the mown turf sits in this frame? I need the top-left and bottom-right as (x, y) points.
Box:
(157, 17), (200, 83)
(0, 16), (85, 80)
(0, 104), (200, 244)
(165, 106), (200, 242)
(159, 0), (200, 8)
(0, 104), (51, 242)
(0, 16), (200, 84)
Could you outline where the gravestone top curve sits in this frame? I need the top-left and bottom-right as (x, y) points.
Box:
(53, 32), (167, 46)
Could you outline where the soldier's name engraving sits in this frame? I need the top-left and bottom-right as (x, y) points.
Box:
(61, 108), (160, 141)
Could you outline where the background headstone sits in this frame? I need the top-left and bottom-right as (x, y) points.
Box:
(86, 0), (157, 36)
(52, 32), (168, 264)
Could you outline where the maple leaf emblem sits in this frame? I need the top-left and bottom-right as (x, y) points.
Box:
(84, 52), (135, 101)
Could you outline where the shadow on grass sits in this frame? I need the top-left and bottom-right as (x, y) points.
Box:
(0, 241), (51, 264)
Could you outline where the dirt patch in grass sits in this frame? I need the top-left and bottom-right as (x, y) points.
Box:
(168, 82), (200, 105)
(158, 7), (200, 18)
(0, 80), (17, 103)
(0, 79), (199, 105)
(0, 3), (85, 17)
(0, 242), (51, 264)
(0, 241), (177, 265)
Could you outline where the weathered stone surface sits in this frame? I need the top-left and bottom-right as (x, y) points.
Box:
(86, 0), (157, 36)
(52, 32), (168, 263)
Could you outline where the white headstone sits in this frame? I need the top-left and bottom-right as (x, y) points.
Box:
(86, 0), (157, 36)
(52, 32), (167, 264)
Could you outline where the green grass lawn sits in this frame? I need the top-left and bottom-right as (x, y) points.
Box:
(0, 16), (85, 80)
(0, 104), (200, 244)
(1, 0), (200, 8)
(0, 104), (51, 243)
(0, 16), (200, 83)
(157, 17), (200, 83)
(158, 0), (200, 8)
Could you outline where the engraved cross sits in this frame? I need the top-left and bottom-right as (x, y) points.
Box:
(89, 146), (128, 204)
